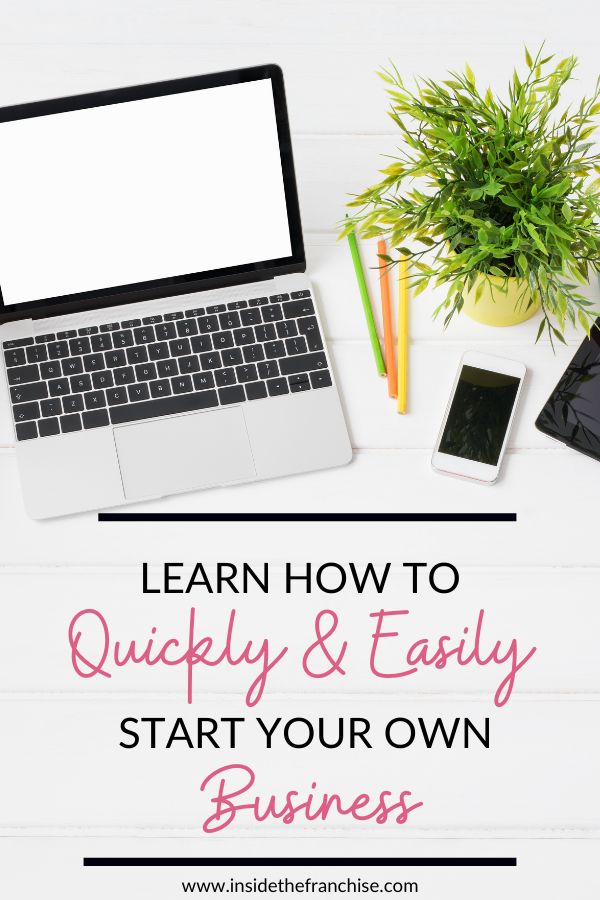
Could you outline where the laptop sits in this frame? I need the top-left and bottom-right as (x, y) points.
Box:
(0, 65), (352, 519)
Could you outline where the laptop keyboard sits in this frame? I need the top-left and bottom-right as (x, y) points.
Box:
(3, 291), (332, 441)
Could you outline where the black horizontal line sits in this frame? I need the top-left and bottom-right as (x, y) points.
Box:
(83, 857), (516, 867)
(98, 512), (516, 523)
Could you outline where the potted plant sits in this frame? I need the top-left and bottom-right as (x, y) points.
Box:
(343, 47), (600, 344)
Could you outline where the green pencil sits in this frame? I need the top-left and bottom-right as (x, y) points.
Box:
(346, 229), (386, 376)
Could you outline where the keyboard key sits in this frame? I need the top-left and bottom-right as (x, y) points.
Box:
(83, 353), (105, 372)
(283, 298), (315, 318)
(277, 320), (298, 339)
(198, 315), (219, 333)
(35, 333), (56, 343)
(193, 372), (215, 391)
(262, 304), (283, 322)
(60, 413), (82, 433)
(279, 352), (328, 376)
(219, 385), (245, 405)
(270, 293), (289, 303)
(92, 370), (114, 389)
(298, 316), (323, 351)
(4, 347), (26, 367)
(245, 381), (268, 400)
(236, 364), (258, 383)
(142, 314), (163, 325)
(62, 357), (83, 376)
(78, 326), (98, 336)
(91, 333), (113, 352)
(121, 319), (141, 329)
(169, 338), (191, 357)
(110, 388), (219, 425)
(178, 355), (200, 374)
(99, 322), (120, 332)
(57, 330), (77, 339)
(49, 378), (70, 396)
(219, 311), (240, 329)
(290, 289), (311, 299)
(290, 380), (311, 393)
(10, 382), (48, 404)
(15, 421), (37, 441)
(41, 398), (62, 417)
(155, 322), (176, 341)
(285, 336), (308, 356)
(264, 340), (286, 359)
(186, 307), (205, 318)
(113, 366), (135, 385)
(40, 361), (61, 380)
(241, 308), (262, 326)
(84, 390), (107, 409)
(191, 334), (213, 353)
(148, 342), (170, 361)
(233, 327), (255, 346)
(38, 417), (60, 437)
(105, 350), (127, 368)
(255, 324), (276, 342)
(157, 359), (178, 378)
(213, 331), (234, 349)
(267, 377), (289, 396)
(7, 364), (40, 386)
(70, 374), (93, 393)
(134, 326), (155, 344)
(13, 401), (40, 422)
(222, 348), (243, 366)
(106, 387), (128, 405)
(310, 369), (332, 389)
(135, 363), (157, 381)
(289, 373), (310, 385)
(249, 296), (268, 306)
(206, 304), (226, 313)
(199, 351), (222, 370)
(127, 383), (150, 402)
(69, 337), (91, 356)
(258, 360), (280, 380)
(112, 330), (134, 348)
(215, 368), (236, 387)
(48, 341), (69, 359)
(26, 344), (48, 364)
(227, 300), (248, 310)
(126, 346), (148, 365)
(242, 344), (264, 363)
(83, 409), (110, 429)
(3, 338), (33, 349)
(150, 379), (172, 398)
(62, 394), (84, 414)
(172, 375), (193, 394)
(163, 311), (183, 321)
(176, 319), (198, 337)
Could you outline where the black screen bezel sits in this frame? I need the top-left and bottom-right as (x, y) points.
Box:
(0, 64), (305, 324)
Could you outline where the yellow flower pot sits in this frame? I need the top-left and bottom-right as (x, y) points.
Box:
(462, 274), (540, 327)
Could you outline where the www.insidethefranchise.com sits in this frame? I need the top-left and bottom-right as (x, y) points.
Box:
(181, 878), (419, 895)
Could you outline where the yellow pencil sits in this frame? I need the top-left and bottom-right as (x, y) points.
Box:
(397, 258), (409, 413)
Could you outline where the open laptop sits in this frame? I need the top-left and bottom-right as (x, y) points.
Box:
(0, 65), (351, 519)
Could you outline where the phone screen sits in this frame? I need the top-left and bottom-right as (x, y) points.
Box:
(438, 365), (522, 466)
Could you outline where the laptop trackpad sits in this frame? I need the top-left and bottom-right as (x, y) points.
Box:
(114, 407), (256, 500)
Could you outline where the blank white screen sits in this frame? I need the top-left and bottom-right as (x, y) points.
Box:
(0, 78), (292, 305)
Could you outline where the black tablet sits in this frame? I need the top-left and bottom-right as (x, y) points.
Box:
(536, 319), (600, 459)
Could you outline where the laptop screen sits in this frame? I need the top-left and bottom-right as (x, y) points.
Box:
(0, 72), (298, 312)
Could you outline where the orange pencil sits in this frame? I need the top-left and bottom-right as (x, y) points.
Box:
(377, 240), (397, 398)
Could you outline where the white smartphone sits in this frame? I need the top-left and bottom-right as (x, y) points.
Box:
(432, 351), (526, 484)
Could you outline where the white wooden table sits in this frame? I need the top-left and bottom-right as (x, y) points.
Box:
(1, 1), (599, 896)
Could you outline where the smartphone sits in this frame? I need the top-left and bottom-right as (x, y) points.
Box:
(431, 351), (526, 484)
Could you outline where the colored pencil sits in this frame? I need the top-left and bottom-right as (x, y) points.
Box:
(397, 258), (410, 413)
(346, 228), (386, 377)
(377, 239), (397, 398)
